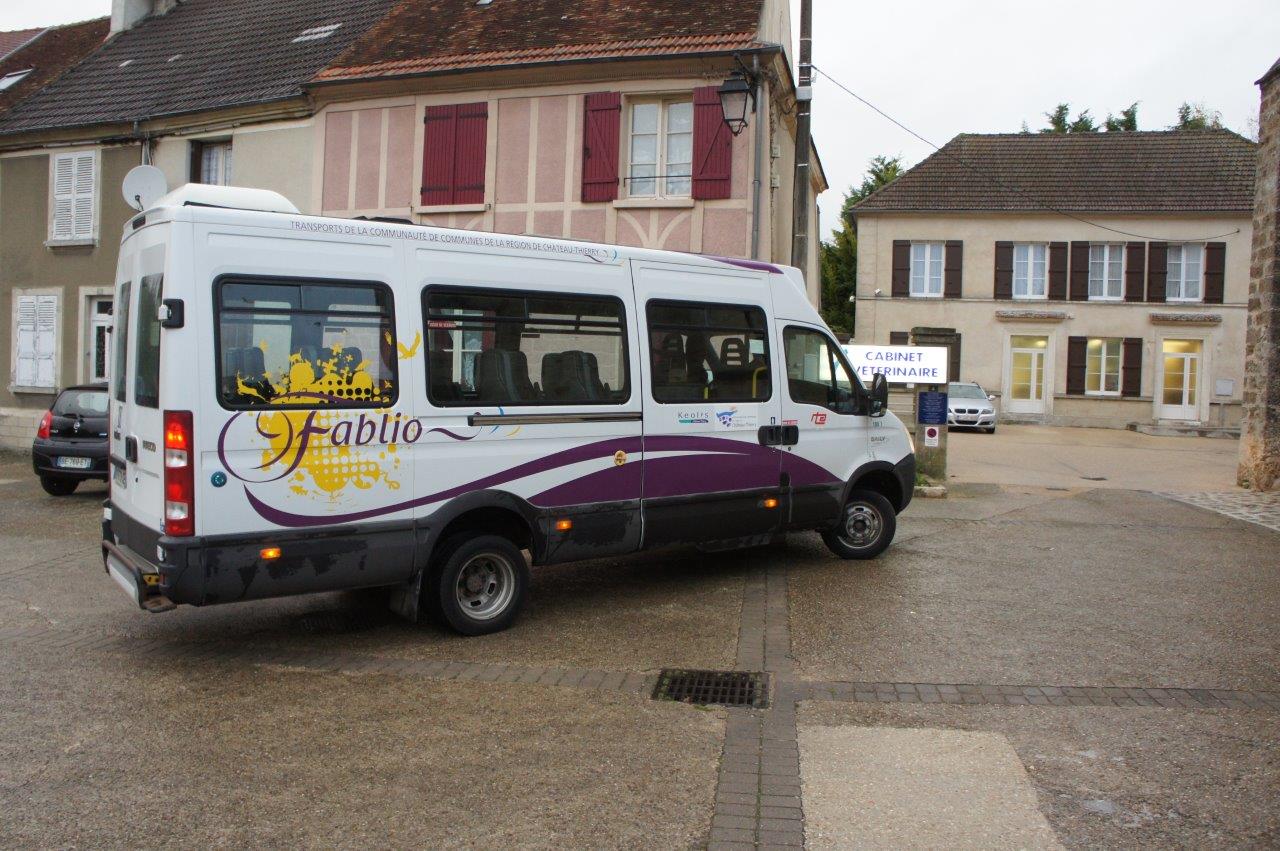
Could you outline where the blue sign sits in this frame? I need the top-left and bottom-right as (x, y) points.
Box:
(918, 391), (948, 426)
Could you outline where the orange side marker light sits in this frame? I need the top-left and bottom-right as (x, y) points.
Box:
(763, 497), (779, 510)
(555, 519), (573, 532)
(260, 546), (282, 560)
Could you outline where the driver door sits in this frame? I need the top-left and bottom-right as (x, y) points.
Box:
(778, 323), (871, 529)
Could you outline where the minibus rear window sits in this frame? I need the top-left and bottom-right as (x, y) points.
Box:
(134, 274), (162, 408)
(424, 287), (629, 407)
(646, 300), (771, 404)
(215, 278), (397, 409)
(112, 281), (131, 403)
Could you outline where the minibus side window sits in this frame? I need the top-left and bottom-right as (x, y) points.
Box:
(134, 274), (162, 408)
(215, 278), (397, 409)
(646, 300), (771, 403)
(423, 288), (630, 407)
(112, 281), (132, 403)
(782, 326), (862, 414)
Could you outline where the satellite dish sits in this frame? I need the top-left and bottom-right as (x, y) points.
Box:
(122, 165), (168, 212)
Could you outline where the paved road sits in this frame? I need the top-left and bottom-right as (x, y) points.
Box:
(0, 437), (1276, 848)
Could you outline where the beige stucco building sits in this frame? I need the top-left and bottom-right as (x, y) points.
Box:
(853, 131), (1256, 431)
(0, 0), (823, 449)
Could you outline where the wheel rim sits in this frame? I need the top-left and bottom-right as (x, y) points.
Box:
(838, 501), (882, 549)
(454, 552), (517, 621)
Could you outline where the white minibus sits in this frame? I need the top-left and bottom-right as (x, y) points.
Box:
(102, 178), (915, 635)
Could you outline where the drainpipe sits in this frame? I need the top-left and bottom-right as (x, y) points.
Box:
(750, 54), (764, 260)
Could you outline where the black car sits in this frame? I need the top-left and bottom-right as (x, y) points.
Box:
(32, 384), (109, 495)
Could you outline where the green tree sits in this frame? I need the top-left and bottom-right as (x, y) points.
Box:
(1173, 101), (1222, 130)
(1037, 102), (1139, 133)
(1104, 102), (1139, 132)
(820, 155), (904, 337)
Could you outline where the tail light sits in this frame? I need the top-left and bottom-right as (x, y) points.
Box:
(163, 410), (195, 536)
(36, 411), (52, 440)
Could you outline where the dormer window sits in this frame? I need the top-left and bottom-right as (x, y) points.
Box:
(0, 69), (32, 91)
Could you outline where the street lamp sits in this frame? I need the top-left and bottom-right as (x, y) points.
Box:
(718, 71), (755, 136)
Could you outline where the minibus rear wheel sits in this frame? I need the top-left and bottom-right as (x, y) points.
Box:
(821, 488), (896, 560)
(426, 534), (529, 636)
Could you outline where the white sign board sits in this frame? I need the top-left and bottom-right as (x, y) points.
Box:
(924, 425), (940, 448)
(843, 345), (949, 385)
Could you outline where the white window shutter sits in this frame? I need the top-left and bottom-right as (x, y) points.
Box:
(72, 152), (96, 239)
(51, 155), (75, 241)
(35, 295), (58, 388)
(15, 295), (37, 386)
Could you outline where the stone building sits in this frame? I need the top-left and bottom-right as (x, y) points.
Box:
(1239, 57), (1280, 490)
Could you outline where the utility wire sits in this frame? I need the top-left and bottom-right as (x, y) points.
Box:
(811, 64), (1244, 243)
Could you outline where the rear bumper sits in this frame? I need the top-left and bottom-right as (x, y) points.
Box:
(32, 438), (109, 480)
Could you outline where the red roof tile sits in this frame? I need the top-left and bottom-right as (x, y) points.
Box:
(0, 28), (44, 62)
(0, 19), (108, 118)
(316, 0), (766, 82)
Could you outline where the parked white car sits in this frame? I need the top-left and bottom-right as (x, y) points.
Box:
(947, 382), (998, 433)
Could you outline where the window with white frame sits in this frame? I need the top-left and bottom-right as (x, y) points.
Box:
(13, 293), (58, 389)
(1088, 244), (1124, 300)
(0, 69), (32, 91)
(49, 151), (97, 243)
(909, 242), (944, 297)
(197, 141), (233, 186)
(1085, 337), (1122, 395)
(1166, 243), (1203, 302)
(627, 99), (692, 198)
(1013, 243), (1048, 299)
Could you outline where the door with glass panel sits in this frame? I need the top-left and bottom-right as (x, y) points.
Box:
(1006, 335), (1048, 414)
(1158, 339), (1202, 421)
(86, 296), (112, 383)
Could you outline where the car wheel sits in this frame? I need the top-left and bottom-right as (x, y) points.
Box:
(40, 476), (78, 496)
(425, 534), (529, 636)
(986, 427), (997, 434)
(821, 488), (897, 560)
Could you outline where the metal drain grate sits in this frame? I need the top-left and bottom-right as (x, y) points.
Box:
(652, 669), (768, 708)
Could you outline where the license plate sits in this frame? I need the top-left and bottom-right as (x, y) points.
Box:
(56, 456), (92, 469)
(113, 464), (127, 488)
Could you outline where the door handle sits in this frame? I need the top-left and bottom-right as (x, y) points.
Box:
(125, 436), (138, 463)
(757, 425), (782, 446)
(781, 425), (799, 445)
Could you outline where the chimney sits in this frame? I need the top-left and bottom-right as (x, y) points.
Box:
(110, 0), (181, 35)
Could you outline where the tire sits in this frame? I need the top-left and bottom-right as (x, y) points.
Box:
(425, 534), (529, 636)
(985, 427), (997, 434)
(821, 488), (897, 560)
(40, 476), (78, 496)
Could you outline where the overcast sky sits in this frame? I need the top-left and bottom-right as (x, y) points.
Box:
(5, 1), (1278, 240)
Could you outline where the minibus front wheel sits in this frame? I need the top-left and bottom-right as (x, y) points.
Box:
(821, 488), (897, 560)
(426, 534), (529, 636)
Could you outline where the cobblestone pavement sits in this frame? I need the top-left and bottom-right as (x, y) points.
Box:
(1, 452), (1278, 848)
(1158, 490), (1280, 533)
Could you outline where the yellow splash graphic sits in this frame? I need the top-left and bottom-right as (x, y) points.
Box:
(238, 345), (401, 502)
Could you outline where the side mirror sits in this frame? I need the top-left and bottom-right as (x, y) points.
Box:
(988, 394), (996, 402)
(870, 373), (889, 418)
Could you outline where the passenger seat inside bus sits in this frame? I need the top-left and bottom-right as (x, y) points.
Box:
(476, 350), (536, 403)
(541, 351), (608, 402)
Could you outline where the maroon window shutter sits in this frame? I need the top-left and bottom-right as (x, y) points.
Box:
(1204, 242), (1226, 303)
(889, 331), (909, 346)
(1069, 241), (1090, 301)
(1066, 336), (1087, 395)
(1147, 242), (1167, 303)
(1048, 242), (1068, 300)
(1122, 338), (1143, 397)
(422, 105), (458, 205)
(944, 240), (963, 298)
(891, 241), (911, 297)
(994, 241), (1013, 300)
(453, 102), (489, 205)
(1124, 242), (1146, 302)
(692, 86), (733, 200)
(582, 92), (622, 202)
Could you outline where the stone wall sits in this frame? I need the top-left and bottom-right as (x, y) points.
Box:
(1238, 58), (1280, 490)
